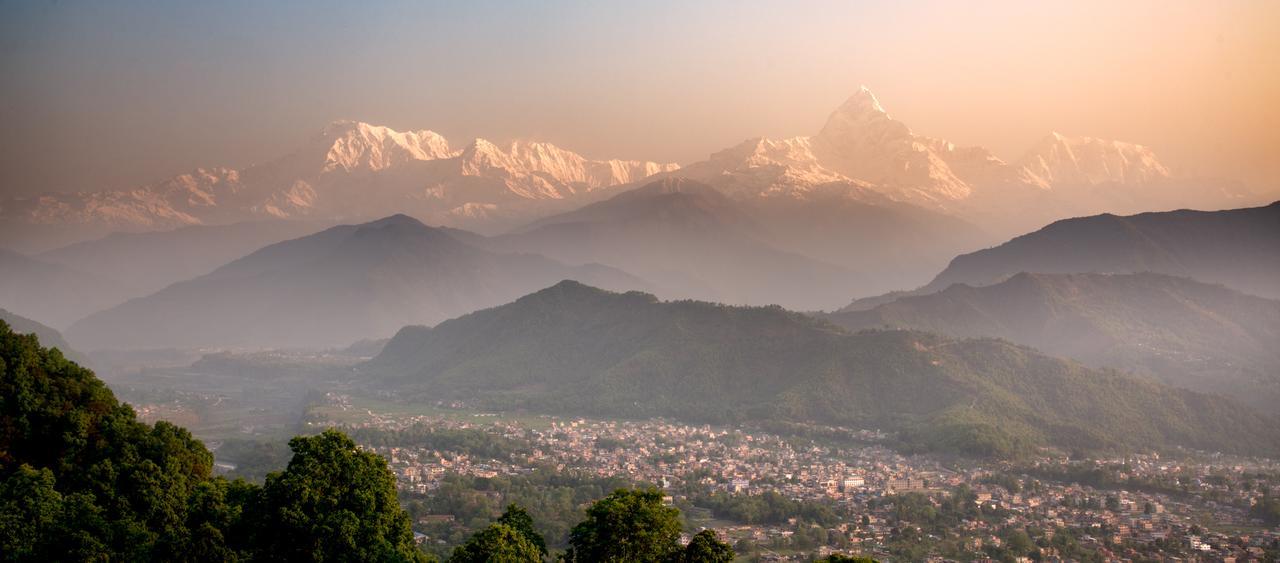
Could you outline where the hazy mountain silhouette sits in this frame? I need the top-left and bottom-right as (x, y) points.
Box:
(0, 249), (131, 329)
(470, 178), (864, 310)
(843, 201), (1280, 311)
(38, 220), (330, 299)
(0, 307), (88, 365)
(66, 215), (647, 349)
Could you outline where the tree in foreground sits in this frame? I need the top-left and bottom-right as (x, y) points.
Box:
(817, 555), (879, 563)
(257, 428), (429, 562)
(563, 488), (734, 563)
(564, 488), (682, 562)
(677, 529), (735, 563)
(0, 322), (436, 561)
(448, 504), (546, 562)
(0, 321), (216, 560)
(497, 504), (548, 557)
(449, 522), (543, 562)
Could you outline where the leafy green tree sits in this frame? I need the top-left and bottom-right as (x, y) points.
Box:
(257, 428), (428, 562)
(497, 504), (547, 557)
(1004, 529), (1034, 556)
(565, 488), (682, 562)
(173, 477), (260, 562)
(0, 465), (62, 560)
(816, 555), (879, 562)
(678, 529), (734, 563)
(1251, 496), (1280, 525)
(0, 321), (214, 560)
(449, 523), (542, 562)
(1104, 494), (1120, 512)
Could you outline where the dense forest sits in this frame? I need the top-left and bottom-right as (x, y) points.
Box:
(0, 319), (428, 561)
(364, 281), (1280, 459)
(0, 321), (743, 562)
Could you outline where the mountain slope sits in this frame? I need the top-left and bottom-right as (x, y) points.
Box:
(470, 178), (863, 310)
(647, 136), (995, 294)
(38, 220), (329, 299)
(809, 87), (1006, 202)
(0, 249), (131, 329)
(65, 215), (647, 349)
(1016, 132), (1170, 188)
(740, 187), (989, 296)
(363, 281), (1279, 458)
(0, 308), (88, 365)
(916, 201), (1280, 299)
(827, 273), (1280, 412)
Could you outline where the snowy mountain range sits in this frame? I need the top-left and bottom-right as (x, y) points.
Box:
(1, 121), (678, 250)
(648, 87), (1170, 202)
(649, 86), (1232, 235)
(1, 86), (1253, 253)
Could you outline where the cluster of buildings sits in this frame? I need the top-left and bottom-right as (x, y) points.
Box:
(316, 394), (1280, 561)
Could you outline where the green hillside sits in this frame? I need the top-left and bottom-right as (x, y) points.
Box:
(364, 281), (1280, 458)
(827, 272), (1280, 412)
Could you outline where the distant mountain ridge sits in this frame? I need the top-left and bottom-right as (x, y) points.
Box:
(670, 87), (1177, 203)
(648, 86), (1255, 237)
(1, 121), (678, 251)
(0, 249), (132, 329)
(1017, 132), (1171, 188)
(65, 215), (648, 349)
(919, 201), (1280, 299)
(841, 201), (1280, 312)
(471, 178), (862, 309)
(364, 281), (1280, 459)
(0, 308), (88, 365)
(827, 272), (1280, 412)
(4, 87), (1259, 254)
(471, 177), (987, 307)
(36, 220), (329, 300)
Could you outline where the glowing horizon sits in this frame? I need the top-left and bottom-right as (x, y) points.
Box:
(1, 0), (1277, 196)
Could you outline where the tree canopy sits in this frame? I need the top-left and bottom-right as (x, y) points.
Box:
(677, 530), (735, 563)
(0, 321), (430, 562)
(565, 488), (683, 562)
(0, 320), (213, 560)
(449, 523), (543, 562)
(497, 504), (547, 556)
(256, 429), (428, 562)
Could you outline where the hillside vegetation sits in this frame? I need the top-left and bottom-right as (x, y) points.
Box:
(364, 282), (1280, 458)
(827, 272), (1280, 412)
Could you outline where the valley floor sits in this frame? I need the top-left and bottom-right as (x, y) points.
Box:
(102, 350), (1280, 562)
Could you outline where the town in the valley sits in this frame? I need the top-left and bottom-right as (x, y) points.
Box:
(251, 392), (1280, 562)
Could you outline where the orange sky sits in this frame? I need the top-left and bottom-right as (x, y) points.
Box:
(1, 0), (1277, 195)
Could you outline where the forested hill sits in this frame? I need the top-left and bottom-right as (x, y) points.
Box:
(826, 272), (1280, 413)
(364, 281), (1280, 459)
(0, 319), (215, 558)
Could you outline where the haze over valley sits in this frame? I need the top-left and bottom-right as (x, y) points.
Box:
(2, 2), (1279, 561)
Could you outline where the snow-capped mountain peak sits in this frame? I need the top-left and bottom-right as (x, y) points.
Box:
(318, 120), (454, 172)
(658, 86), (1189, 222)
(457, 137), (678, 195)
(810, 87), (974, 201)
(833, 85), (889, 118)
(1016, 132), (1171, 188)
